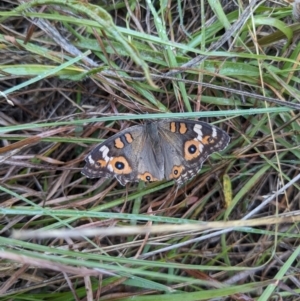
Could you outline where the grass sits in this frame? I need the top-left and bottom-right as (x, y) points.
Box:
(1, 0), (300, 300)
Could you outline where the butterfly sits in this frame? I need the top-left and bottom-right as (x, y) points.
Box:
(82, 119), (230, 185)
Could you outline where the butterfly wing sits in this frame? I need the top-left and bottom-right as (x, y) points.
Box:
(158, 119), (230, 184)
(82, 124), (164, 185)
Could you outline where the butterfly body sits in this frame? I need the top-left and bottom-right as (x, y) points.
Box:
(82, 119), (230, 185)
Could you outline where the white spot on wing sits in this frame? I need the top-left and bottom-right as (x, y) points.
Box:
(212, 127), (217, 138)
(193, 124), (203, 140)
(182, 174), (189, 180)
(100, 145), (110, 162)
(88, 156), (95, 164)
(107, 164), (113, 172)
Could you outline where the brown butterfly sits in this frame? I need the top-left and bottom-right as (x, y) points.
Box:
(82, 119), (230, 185)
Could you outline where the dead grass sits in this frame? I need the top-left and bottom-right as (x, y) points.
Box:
(1, 0), (300, 300)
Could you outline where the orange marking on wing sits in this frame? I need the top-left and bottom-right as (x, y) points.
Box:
(96, 159), (107, 168)
(109, 156), (132, 174)
(170, 122), (176, 133)
(184, 140), (201, 161)
(138, 172), (159, 182)
(169, 165), (184, 179)
(201, 135), (214, 145)
(125, 133), (133, 143)
(179, 123), (187, 134)
(114, 137), (125, 149)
